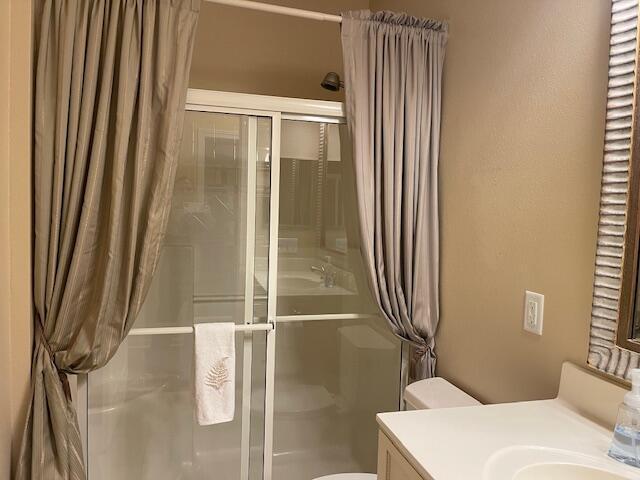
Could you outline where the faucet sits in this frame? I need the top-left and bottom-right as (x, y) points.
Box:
(310, 264), (335, 288)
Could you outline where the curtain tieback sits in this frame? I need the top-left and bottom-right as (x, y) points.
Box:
(410, 337), (437, 379)
(413, 343), (429, 358)
(35, 319), (72, 402)
(412, 337), (434, 358)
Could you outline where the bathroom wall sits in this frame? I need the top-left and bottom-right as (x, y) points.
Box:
(0, 1), (11, 472)
(0, 0), (33, 475)
(189, 0), (367, 101)
(371, 0), (611, 403)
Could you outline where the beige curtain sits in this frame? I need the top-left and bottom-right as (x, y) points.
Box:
(16, 1), (200, 478)
(340, 11), (447, 380)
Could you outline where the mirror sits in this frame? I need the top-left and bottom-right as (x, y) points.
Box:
(609, 15), (640, 353)
(617, 114), (640, 351)
(589, 1), (640, 374)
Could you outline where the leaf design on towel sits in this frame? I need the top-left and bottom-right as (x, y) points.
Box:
(205, 356), (231, 391)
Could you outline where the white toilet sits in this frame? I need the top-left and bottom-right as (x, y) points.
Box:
(403, 376), (480, 410)
(314, 377), (480, 480)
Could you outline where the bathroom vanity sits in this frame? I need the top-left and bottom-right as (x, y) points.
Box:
(376, 363), (640, 480)
(377, 430), (423, 480)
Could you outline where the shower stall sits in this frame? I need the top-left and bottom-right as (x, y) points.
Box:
(79, 90), (402, 480)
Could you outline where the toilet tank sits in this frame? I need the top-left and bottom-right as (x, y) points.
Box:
(404, 377), (481, 410)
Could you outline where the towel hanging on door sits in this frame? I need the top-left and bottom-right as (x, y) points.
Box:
(194, 323), (236, 425)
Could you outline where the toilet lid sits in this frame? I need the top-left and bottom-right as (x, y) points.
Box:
(313, 474), (376, 480)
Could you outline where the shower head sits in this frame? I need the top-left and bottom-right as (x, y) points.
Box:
(321, 72), (343, 91)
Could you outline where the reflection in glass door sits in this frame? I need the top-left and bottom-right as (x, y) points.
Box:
(87, 111), (274, 480)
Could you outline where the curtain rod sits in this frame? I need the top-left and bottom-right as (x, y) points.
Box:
(203, 0), (342, 23)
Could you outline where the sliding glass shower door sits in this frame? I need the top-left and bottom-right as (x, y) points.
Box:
(87, 110), (275, 480)
(83, 91), (402, 480)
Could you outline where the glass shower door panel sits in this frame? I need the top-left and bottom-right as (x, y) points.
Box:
(272, 316), (401, 479)
(274, 118), (401, 479)
(87, 111), (272, 480)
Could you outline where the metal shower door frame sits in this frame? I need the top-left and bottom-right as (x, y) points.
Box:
(162, 90), (347, 480)
(77, 90), (405, 480)
(178, 100), (281, 480)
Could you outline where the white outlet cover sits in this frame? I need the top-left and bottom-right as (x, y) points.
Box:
(523, 290), (544, 335)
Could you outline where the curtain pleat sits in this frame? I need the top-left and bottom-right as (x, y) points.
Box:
(340, 10), (447, 380)
(16, 1), (200, 478)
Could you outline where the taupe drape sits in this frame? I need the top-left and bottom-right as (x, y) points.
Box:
(340, 11), (447, 380)
(16, 1), (200, 478)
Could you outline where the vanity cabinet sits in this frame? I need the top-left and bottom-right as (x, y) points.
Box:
(377, 430), (426, 480)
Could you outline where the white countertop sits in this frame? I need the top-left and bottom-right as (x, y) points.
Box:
(377, 399), (640, 480)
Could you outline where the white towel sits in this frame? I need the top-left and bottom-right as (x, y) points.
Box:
(194, 323), (235, 425)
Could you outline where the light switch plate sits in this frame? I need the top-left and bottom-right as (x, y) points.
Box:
(523, 290), (544, 335)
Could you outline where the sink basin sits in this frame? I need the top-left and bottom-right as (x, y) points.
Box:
(515, 464), (632, 480)
(483, 446), (639, 480)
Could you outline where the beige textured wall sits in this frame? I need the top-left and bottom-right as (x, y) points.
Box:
(0, 0), (33, 475)
(371, 0), (611, 403)
(189, 0), (368, 100)
(0, 0), (12, 475)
